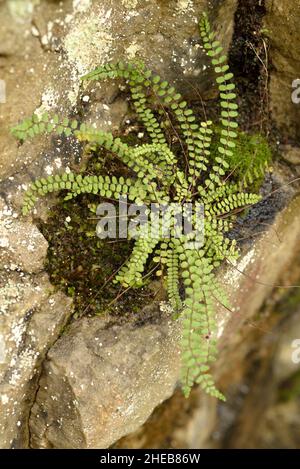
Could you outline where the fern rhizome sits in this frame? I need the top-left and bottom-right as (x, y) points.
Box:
(12, 14), (268, 400)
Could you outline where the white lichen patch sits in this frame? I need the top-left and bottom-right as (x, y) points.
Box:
(1, 394), (9, 405)
(10, 317), (27, 350)
(0, 200), (47, 272)
(63, 8), (114, 105)
(73, 0), (91, 14)
(0, 334), (6, 364)
(122, 0), (138, 8)
(159, 301), (174, 316)
(8, 0), (40, 23)
(40, 20), (54, 47)
(224, 248), (256, 287)
(0, 279), (26, 317)
(176, 0), (194, 15)
(8, 348), (40, 386)
(35, 87), (59, 118)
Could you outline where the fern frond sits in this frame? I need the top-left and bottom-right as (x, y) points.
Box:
(165, 246), (182, 313)
(208, 192), (261, 217)
(83, 62), (212, 186)
(200, 13), (239, 190)
(115, 228), (159, 288)
(22, 173), (149, 215)
(11, 113), (79, 140)
(180, 248), (225, 400)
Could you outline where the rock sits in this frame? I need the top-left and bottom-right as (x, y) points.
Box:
(29, 307), (181, 448)
(0, 271), (73, 448)
(253, 400), (300, 448)
(172, 394), (217, 448)
(265, 0), (300, 140)
(281, 145), (300, 166)
(29, 191), (300, 448)
(5, 0), (300, 451)
(0, 198), (48, 273)
(273, 309), (300, 382)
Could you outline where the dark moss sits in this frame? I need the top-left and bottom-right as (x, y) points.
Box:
(210, 126), (272, 189)
(38, 150), (155, 320)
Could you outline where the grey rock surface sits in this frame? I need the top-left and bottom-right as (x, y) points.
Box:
(2, 0), (300, 451)
(29, 191), (300, 448)
(0, 270), (72, 448)
(30, 309), (181, 448)
(265, 0), (300, 140)
(0, 0), (239, 448)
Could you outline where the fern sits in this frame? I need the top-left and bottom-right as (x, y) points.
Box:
(11, 13), (268, 401)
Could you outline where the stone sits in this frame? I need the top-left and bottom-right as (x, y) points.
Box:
(5, 0), (300, 451)
(0, 197), (48, 273)
(273, 309), (300, 382)
(281, 145), (300, 166)
(29, 306), (181, 448)
(265, 0), (300, 140)
(27, 188), (300, 448)
(29, 191), (300, 448)
(217, 192), (300, 372)
(0, 271), (73, 448)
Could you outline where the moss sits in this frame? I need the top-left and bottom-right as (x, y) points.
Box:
(210, 127), (272, 189)
(38, 150), (155, 319)
(278, 370), (300, 403)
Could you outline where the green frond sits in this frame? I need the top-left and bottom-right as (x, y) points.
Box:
(180, 248), (225, 400)
(208, 192), (262, 217)
(165, 247), (182, 313)
(11, 113), (79, 141)
(12, 13), (270, 403)
(115, 229), (159, 288)
(83, 61), (212, 186)
(22, 173), (149, 215)
(200, 12), (239, 190)
(82, 62), (167, 145)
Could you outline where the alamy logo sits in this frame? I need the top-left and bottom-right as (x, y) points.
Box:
(95, 197), (205, 249)
(0, 80), (6, 104)
(291, 339), (300, 364)
(291, 79), (300, 104)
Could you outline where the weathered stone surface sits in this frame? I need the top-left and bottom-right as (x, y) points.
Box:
(0, 270), (73, 448)
(217, 191), (300, 373)
(1, 0), (238, 181)
(115, 188), (300, 450)
(281, 145), (300, 167)
(214, 303), (300, 449)
(0, 198), (47, 273)
(30, 307), (181, 448)
(4, 0), (300, 451)
(265, 0), (300, 140)
(273, 310), (300, 382)
(252, 399), (300, 448)
(0, 0), (239, 449)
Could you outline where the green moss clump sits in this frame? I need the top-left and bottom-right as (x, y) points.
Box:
(211, 127), (272, 188)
